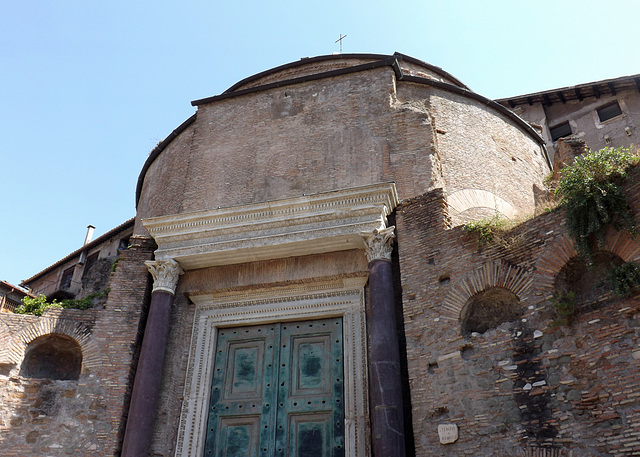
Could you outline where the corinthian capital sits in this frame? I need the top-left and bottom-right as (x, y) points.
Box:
(145, 259), (184, 295)
(361, 226), (395, 262)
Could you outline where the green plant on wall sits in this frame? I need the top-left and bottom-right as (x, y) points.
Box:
(555, 147), (639, 259)
(604, 262), (640, 297)
(14, 295), (62, 316)
(14, 289), (109, 316)
(464, 215), (506, 246)
(550, 290), (577, 327)
(463, 215), (528, 249)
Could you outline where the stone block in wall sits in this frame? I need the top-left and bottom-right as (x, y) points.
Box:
(553, 136), (587, 177)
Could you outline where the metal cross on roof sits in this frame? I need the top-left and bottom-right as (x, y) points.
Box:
(335, 34), (347, 53)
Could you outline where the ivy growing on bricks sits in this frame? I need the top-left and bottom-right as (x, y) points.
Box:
(555, 147), (639, 260)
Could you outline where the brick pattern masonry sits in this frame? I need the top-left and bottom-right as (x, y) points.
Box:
(396, 168), (640, 456)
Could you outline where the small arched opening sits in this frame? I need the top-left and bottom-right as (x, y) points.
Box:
(555, 251), (624, 304)
(461, 287), (521, 336)
(20, 333), (82, 380)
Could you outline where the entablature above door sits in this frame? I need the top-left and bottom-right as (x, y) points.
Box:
(142, 182), (398, 270)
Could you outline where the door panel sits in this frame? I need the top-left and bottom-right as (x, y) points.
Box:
(205, 318), (343, 457)
(205, 324), (280, 456)
(276, 319), (344, 457)
(225, 341), (265, 399)
(288, 413), (332, 457)
(290, 335), (332, 395)
(217, 416), (261, 457)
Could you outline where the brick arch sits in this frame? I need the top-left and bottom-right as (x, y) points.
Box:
(532, 230), (640, 299)
(460, 287), (522, 335)
(602, 228), (640, 262)
(442, 260), (531, 320)
(531, 234), (578, 299)
(2, 317), (100, 371)
(447, 189), (519, 221)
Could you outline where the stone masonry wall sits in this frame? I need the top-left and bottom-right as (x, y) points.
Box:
(0, 236), (153, 456)
(395, 167), (640, 456)
(0, 309), (106, 456)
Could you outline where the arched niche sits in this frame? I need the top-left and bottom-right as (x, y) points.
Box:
(554, 251), (624, 304)
(20, 333), (82, 380)
(460, 287), (521, 336)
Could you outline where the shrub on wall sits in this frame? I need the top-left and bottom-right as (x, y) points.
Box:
(555, 147), (639, 259)
(14, 295), (62, 316)
(550, 290), (577, 327)
(604, 262), (640, 297)
(14, 290), (109, 316)
(463, 215), (506, 245)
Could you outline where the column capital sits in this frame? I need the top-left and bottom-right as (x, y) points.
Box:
(145, 259), (184, 295)
(360, 226), (395, 263)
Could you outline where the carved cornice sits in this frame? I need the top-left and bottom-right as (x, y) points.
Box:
(142, 183), (399, 270)
(145, 259), (184, 294)
(360, 226), (395, 262)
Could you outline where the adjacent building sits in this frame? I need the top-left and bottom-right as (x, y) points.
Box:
(497, 73), (640, 159)
(20, 219), (134, 302)
(0, 281), (32, 313)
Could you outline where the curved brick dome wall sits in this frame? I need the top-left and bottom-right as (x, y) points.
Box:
(135, 53), (550, 233)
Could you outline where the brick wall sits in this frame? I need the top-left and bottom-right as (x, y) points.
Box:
(136, 64), (547, 229)
(0, 235), (153, 456)
(395, 168), (640, 456)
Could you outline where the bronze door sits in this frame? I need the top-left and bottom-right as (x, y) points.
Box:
(204, 318), (345, 457)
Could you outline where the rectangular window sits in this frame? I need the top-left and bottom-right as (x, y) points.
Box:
(60, 267), (75, 290)
(550, 121), (572, 142)
(597, 101), (623, 122)
(119, 237), (130, 251)
(82, 252), (100, 279)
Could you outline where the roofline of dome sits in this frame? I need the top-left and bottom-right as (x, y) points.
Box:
(218, 52), (470, 97)
(191, 56), (398, 106)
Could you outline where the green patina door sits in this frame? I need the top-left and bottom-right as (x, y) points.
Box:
(204, 318), (345, 457)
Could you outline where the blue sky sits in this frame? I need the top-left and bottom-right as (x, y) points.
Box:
(1, 0), (638, 286)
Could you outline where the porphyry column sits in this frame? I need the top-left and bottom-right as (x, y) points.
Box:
(361, 227), (406, 457)
(121, 258), (183, 457)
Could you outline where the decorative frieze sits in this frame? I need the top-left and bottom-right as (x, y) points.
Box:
(145, 259), (183, 294)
